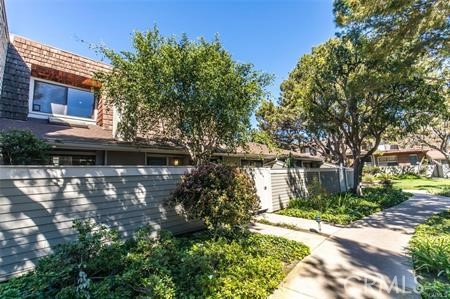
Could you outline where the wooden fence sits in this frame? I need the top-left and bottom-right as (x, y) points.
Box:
(0, 165), (353, 280)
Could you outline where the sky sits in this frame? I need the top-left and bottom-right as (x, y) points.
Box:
(5, 0), (336, 122)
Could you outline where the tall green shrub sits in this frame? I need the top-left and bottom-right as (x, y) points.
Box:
(0, 129), (50, 165)
(170, 163), (260, 231)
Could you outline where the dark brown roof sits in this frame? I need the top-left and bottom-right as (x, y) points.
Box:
(374, 148), (428, 156)
(0, 118), (114, 143)
(226, 142), (322, 161)
(0, 118), (323, 161)
(0, 118), (185, 151)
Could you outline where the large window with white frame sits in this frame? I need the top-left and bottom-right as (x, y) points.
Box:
(377, 156), (398, 166)
(29, 78), (96, 120)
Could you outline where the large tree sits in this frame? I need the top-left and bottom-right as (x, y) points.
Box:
(255, 99), (310, 151)
(256, 98), (350, 165)
(334, 0), (450, 64)
(97, 28), (271, 165)
(281, 36), (444, 193)
(411, 101), (450, 163)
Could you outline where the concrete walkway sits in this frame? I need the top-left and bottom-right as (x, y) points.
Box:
(250, 192), (450, 299)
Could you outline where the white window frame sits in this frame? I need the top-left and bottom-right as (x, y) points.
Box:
(377, 156), (398, 166)
(28, 77), (97, 124)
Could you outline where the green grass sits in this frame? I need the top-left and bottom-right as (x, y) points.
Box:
(0, 221), (309, 299)
(277, 187), (410, 225)
(409, 210), (450, 298)
(392, 178), (450, 196)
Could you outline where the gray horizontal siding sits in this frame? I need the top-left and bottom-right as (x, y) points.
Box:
(0, 166), (202, 281)
(270, 168), (351, 212)
(271, 169), (307, 211)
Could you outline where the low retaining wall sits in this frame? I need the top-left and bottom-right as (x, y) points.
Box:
(0, 166), (201, 281)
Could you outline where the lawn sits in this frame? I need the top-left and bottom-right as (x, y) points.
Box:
(392, 177), (450, 196)
(409, 210), (450, 298)
(0, 221), (309, 299)
(277, 187), (410, 225)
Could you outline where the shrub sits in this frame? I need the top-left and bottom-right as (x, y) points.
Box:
(410, 236), (450, 280)
(420, 280), (450, 299)
(409, 211), (450, 298)
(394, 173), (422, 180)
(363, 166), (381, 176)
(170, 163), (260, 230)
(0, 129), (50, 165)
(376, 173), (394, 187)
(278, 187), (409, 225)
(362, 173), (376, 183)
(0, 220), (310, 299)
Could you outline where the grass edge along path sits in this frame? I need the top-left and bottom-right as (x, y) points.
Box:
(409, 210), (450, 299)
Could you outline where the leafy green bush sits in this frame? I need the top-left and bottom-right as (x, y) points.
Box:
(278, 187), (409, 225)
(0, 221), (310, 299)
(0, 129), (50, 165)
(362, 173), (376, 183)
(410, 210), (450, 298)
(393, 173), (422, 180)
(420, 280), (450, 299)
(363, 166), (381, 176)
(170, 163), (260, 230)
(410, 236), (450, 280)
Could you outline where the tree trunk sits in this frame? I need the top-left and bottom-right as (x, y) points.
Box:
(351, 157), (364, 195)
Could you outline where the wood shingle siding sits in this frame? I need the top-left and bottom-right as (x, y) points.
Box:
(0, 35), (114, 129)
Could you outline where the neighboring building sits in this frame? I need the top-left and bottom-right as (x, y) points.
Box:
(368, 144), (449, 177)
(373, 148), (427, 167)
(372, 144), (448, 168)
(0, 32), (321, 167)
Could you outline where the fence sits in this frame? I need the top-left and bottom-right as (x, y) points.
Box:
(0, 166), (201, 281)
(0, 165), (353, 281)
(249, 167), (354, 212)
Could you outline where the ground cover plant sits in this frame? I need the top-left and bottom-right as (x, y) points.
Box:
(277, 187), (410, 225)
(0, 220), (310, 299)
(392, 178), (450, 196)
(409, 210), (450, 298)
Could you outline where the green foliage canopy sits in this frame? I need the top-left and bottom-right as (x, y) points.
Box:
(96, 28), (272, 165)
(280, 36), (444, 192)
(0, 129), (50, 165)
(334, 0), (450, 62)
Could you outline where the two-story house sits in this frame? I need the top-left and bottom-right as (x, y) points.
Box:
(0, 7), (321, 167)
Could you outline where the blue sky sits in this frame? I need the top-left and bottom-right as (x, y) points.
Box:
(6, 0), (336, 111)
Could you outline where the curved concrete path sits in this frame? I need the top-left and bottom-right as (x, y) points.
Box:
(251, 192), (450, 299)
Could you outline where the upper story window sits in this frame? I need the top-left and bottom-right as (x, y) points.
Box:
(31, 79), (95, 120)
